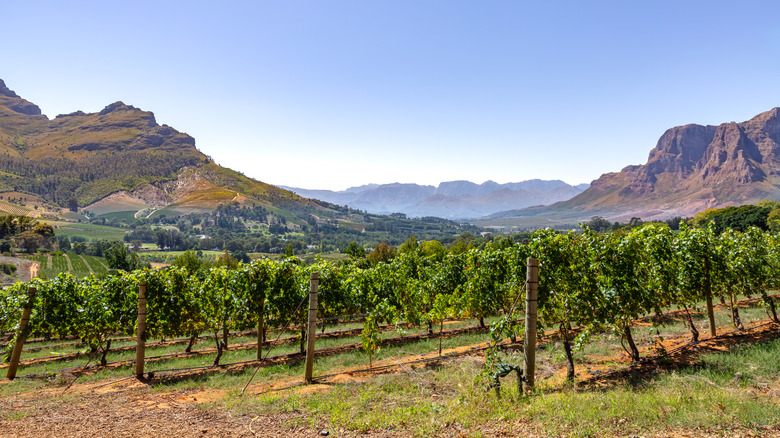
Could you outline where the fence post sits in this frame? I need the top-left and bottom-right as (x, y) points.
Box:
(304, 271), (319, 383)
(257, 296), (265, 360)
(135, 282), (147, 377)
(523, 258), (539, 393)
(6, 286), (36, 380)
(704, 258), (717, 337)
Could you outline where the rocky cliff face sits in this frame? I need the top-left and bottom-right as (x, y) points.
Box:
(560, 107), (780, 219)
(0, 79), (43, 116)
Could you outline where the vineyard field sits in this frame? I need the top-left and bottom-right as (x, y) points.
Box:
(25, 253), (110, 279)
(3, 223), (780, 436)
(83, 255), (109, 276)
(1, 298), (778, 437)
(45, 220), (126, 242)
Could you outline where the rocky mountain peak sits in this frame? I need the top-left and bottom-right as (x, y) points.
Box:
(558, 107), (780, 220)
(0, 79), (19, 98)
(99, 101), (137, 115)
(0, 79), (43, 116)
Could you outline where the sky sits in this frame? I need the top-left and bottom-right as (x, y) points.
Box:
(3, 1), (780, 191)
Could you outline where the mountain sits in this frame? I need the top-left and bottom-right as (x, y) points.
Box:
(0, 78), (491, 253)
(0, 79), (319, 217)
(479, 108), (780, 228)
(282, 179), (586, 219)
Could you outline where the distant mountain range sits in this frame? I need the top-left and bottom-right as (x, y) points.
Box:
(5, 76), (777, 232)
(281, 180), (589, 219)
(480, 107), (780, 228)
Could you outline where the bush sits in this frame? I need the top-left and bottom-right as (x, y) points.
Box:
(0, 262), (17, 275)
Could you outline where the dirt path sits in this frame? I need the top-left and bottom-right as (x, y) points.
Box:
(96, 257), (109, 271)
(79, 255), (94, 274)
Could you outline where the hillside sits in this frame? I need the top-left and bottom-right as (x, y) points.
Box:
(0, 79), (319, 217)
(478, 108), (780, 228)
(283, 179), (587, 219)
(0, 79), (481, 251)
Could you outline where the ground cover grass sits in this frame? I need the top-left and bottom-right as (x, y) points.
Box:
(229, 332), (780, 437)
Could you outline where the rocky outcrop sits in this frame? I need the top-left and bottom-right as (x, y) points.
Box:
(557, 107), (780, 219)
(0, 79), (43, 117)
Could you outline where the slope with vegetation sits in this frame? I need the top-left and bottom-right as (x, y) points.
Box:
(1, 78), (483, 253)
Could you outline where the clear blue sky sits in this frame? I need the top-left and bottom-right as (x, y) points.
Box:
(4, 1), (780, 191)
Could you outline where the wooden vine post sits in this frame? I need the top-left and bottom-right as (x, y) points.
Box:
(523, 258), (539, 393)
(256, 295), (265, 360)
(6, 286), (36, 380)
(135, 282), (147, 377)
(304, 271), (319, 383)
(704, 258), (717, 337)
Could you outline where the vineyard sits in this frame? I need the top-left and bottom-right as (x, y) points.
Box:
(24, 253), (110, 279)
(2, 222), (780, 436)
(3, 222), (779, 378)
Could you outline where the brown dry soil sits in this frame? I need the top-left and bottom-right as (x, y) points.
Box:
(2, 317), (779, 437)
(0, 256), (35, 284)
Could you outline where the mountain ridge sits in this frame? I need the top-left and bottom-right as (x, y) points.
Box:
(477, 107), (780, 228)
(282, 179), (587, 219)
(0, 79), (320, 218)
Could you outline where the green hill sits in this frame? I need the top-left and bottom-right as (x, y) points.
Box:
(0, 79), (480, 252)
(0, 78), (321, 215)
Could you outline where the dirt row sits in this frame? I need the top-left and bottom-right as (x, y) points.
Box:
(3, 317), (779, 437)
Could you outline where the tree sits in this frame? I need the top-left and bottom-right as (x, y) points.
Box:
(585, 216), (611, 233)
(230, 249), (251, 264)
(419, 240), (447, 260)
(59, 236), (71, 252)
(171, 250), (201, 274)
(215, 249), (239, 269)
(367, 241), (396, 265)
(342, 241), (366, 261)
(398, 235), (419, 254)
(105, 243), (145, 271)
(15, 231), (45, 254)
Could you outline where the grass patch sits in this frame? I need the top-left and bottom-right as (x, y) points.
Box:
(98, 211), (137, 222)
(228, 335), (780, 437)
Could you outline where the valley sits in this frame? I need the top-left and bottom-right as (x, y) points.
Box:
(1, 78), (780, 438)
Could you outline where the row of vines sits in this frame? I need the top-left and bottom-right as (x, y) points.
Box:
(2, 223), (780, 379)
